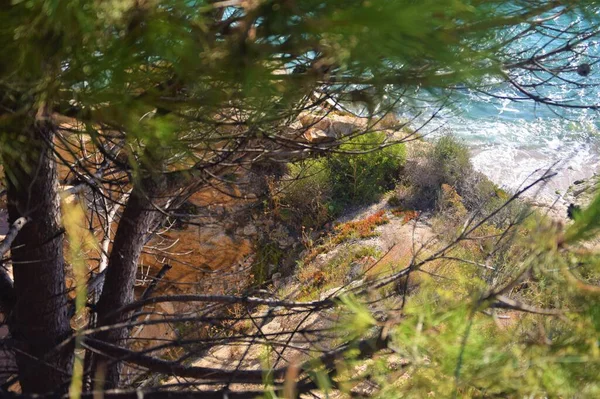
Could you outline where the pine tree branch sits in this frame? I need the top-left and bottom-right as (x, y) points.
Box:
(0, 217), (29, 257)
(0, 217), (29, 314)
(83, 327), (390, 384)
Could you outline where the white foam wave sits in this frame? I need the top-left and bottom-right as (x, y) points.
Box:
(437, 116), (600, 202)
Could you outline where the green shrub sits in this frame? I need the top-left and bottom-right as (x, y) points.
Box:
(432, 134), (472, 189)
(279, 133), (405, 229)
(251, 240), (284, 285)
(437, 183), (467, 222)
(297, 244), (381, 300)
(404, 134), (472, 210)
(278, 160), (335, 229)
(387, 193), (402, 207)
(325, 132), (406, 205)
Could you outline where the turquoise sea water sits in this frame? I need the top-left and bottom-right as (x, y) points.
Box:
(439, 97), (599, 202)
(428, 13), (600, 203)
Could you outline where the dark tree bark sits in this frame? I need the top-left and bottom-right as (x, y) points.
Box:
(92, 175), (166, 389)
(4, 116), (73, 394)
(0, 268), (15, 315)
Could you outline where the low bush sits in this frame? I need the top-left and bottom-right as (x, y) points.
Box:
(325, 132), (406, 205)
(403, 133), (472, 210)
(279, 132), (405, 229)
(277, 160), (333, 229)
(402, 134), (526, 223)
(432, 134), (472, 190)
(251, 240), (284, 285)
(299, 210), (390, 265)
(297, 244), (381, 299)
(390, 207), (420, 224)
(437, 184), (468, 222)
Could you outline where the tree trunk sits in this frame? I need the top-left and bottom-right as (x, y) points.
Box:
(92, 175), (165, 389)
(4, 118), (73, 394)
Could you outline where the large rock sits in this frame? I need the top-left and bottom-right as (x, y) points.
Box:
(304, 127), (336, 143)
(565, 175), (599, 210)
(299, 113), (359, 143)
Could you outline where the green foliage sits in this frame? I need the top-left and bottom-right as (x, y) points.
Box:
(337, 294), (377, 339)
(251, 240), (284, 285)
(432, 134), (473, 190)
(278, 160), (333, 229)
(297, 245), (381, 300)
(324, 244), (600, 397)
(403, 134), (472, 210)
(326, 132), (406, 205)
(1, 0), (566, 175)
(279, 134), (405, 229)
(323, 199), (600, 398)
(379, 300), (600, 398)
(566, 191), (600, 243)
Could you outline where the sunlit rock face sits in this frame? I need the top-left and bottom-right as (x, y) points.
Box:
(299, 113), (360, 143)
(140, 185), (257, 296)
(136, 112), (371, 296)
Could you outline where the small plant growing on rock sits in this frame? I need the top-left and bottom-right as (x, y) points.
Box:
(437, 184), (468, 220)
(333, 210), (390, 244)
(388, 194), (403, 207)
(297, 245), (381, 300)
(390, 207), (420, 224)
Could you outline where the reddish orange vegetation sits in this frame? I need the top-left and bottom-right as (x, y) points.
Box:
(402, 210), (420, 224)
(391, 207), (420, 224)
(334, 210), (389, 243)
(301, 210), (390, 264)
(310, 270), (326, 287)
(297, 269), (327, 297)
